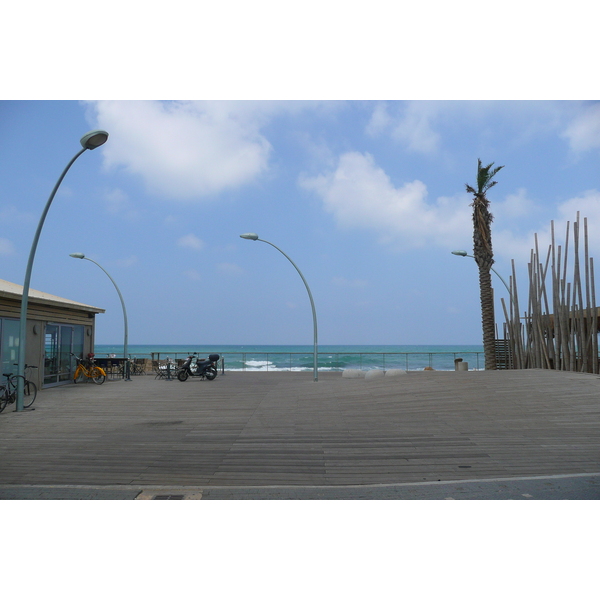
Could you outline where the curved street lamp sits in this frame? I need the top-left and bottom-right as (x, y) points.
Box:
(451, 250), (512, 297)
(69, 253), (130, 381)
(240, 233), (319, 381)
(16, 130), (109, 411)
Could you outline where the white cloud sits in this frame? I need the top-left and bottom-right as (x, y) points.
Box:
(491, 188), (544, 257)
(558, 189), (600, 223)
(89, 101), (274, 200)
(184, 269), (202, 281)
(492, 227), (541, 264)
(217, 262), (243, 275)
(0, 205), (36, 226)
(177, 234), (205, 251)
(563, 103), (600, 152)
(300, 150), (592, 263)
(332, 276), (368, 288)
(555, 190), (600, 258)
(300, 151), (471, 248)
(367, 101), (577, 157)
(104, 188), (140, 220)
(0, 238), (15, 255)
(116, 255), (138, 268)
(105, 188), (128, 214)
(365, 103), (391, 137)
(391, 103), (441, 154)
(493, 188), (538, 220)
(493, 190), (600, 264)
(366, 101), (441, 154)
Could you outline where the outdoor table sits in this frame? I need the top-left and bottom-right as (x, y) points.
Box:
(95, 357), (128, 379)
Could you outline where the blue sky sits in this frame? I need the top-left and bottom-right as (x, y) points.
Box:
(2, 100), (599, 346)
(1, 3), (598, 347)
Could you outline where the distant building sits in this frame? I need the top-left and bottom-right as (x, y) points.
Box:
(0, 279), (104, 389)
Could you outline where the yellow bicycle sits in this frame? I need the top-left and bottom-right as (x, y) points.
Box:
(71, 353), (106, 385)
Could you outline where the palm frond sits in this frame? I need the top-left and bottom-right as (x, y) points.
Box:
(477, 163), (495, 192)
(488, 165), (504, 179)
(484, 165), (504, 192)
(468, 159), (504, 196)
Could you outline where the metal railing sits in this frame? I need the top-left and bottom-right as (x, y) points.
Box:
(212, 352), (484, 372)
(95, 351), (485, 373)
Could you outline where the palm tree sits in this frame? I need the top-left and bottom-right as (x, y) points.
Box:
(466, 159), (504, 370)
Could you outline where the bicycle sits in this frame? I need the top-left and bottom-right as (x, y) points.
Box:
(71, 353), (106, 385)
(0, 365), (38, 413)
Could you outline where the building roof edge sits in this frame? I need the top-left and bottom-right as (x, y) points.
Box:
(0, 279), (105, 314)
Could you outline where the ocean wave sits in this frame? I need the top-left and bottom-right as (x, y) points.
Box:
(228, 366), (338, 372)
(244, 360), (275, 368)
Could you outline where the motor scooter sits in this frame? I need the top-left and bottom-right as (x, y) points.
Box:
(177, 353), (220, 382)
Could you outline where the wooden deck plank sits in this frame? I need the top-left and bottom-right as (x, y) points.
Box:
(1, 370), (599, 487)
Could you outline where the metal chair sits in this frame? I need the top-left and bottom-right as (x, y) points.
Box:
(152, 360), (166, 379)
(131, 359), (146, 375)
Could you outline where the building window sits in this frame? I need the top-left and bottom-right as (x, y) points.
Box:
(0, 318), (20, 378)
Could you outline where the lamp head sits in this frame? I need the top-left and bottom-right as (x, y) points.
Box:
(69, 253), (86, 259)
(451, 250), (468, 257)
(240, 233), (259, 241)
(80, 130), (109, 150)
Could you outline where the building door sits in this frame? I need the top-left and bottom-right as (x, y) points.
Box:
(44, 324), (83, 387)
(58, 326), (73, 383)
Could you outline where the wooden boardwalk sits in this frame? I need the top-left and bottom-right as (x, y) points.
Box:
(1, 369), (599, 488)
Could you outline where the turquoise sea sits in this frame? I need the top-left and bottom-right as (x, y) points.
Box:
(95, 344), (486, 371)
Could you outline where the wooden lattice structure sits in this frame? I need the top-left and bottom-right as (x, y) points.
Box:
(500, 213), (599, 373)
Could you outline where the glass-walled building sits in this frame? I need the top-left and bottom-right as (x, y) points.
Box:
(0, 279), (104, 389)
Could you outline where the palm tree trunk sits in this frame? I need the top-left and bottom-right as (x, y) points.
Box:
(479, 267), (497, 369)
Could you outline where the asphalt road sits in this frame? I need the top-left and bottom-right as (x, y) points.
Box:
(1, 473), (599, 499)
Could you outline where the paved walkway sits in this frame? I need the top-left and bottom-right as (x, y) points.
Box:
(1, 473), (599, 500)
(1, 369), (599, 499)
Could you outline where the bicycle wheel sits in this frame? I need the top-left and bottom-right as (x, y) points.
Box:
(0, 385), (7, 413)
(90, 367), (106, 385)
(23, 380), (38, 409)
